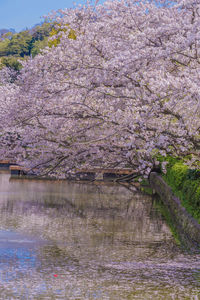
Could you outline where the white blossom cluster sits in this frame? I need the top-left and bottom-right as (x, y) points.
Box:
(0, 0), (199, 177)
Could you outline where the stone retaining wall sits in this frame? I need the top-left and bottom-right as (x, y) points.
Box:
(149, 172), (200, 250)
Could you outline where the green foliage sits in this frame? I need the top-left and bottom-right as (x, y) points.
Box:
(2, 31), (14, 40)
(48, 23), (76, 48)
(31, 23), (52, 41)
(166, 163), (188, 190)
(156, 153), (183, 168)
(7, 30), (33, 57)
(0, 56), (22, 71)
(186, 169), (200, 180)
(0, 22), (75, 71)
(0, 22), (52, 70)
(161, 160), (200, 223)
(31, 37), (49, 57)
(0, 38), (10, 56)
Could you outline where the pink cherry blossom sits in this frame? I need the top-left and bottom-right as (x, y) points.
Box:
(0, 0), (199, 178)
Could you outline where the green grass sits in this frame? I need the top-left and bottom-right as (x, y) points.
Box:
(156, 156), (200, 224)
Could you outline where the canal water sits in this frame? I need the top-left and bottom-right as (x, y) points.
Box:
(0, 172), (199, 299)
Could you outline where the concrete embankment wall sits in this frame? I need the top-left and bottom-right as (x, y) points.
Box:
(149, 172), (200, 250)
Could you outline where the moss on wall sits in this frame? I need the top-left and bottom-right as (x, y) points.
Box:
(149, 172), (200, 250)
(153, 195), (181, 245)
(156, 156), (200, 224)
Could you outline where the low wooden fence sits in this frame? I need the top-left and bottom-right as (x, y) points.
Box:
(0, 160), (137, 181)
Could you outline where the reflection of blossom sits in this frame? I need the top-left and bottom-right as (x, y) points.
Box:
(0, 173), (198, 298)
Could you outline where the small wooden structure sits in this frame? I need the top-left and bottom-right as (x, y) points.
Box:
(0, 160), (16, 170)
(9, 165), (27, 176)
(1, 160), (136, 182)
(75, 168), (137, 181)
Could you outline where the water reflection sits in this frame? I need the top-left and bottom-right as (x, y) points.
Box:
(0, 172), (199, 299)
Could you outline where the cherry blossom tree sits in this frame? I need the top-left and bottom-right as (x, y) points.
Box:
(0, 0), (200, 177)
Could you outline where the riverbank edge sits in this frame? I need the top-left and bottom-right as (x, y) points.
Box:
(149, 172), (200, 250)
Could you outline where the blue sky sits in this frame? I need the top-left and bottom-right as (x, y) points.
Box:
(0, 0), (92, 32)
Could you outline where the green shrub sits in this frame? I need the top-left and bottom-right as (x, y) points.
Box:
(166, 163), (188, 190)
(161, 160), (200, 223)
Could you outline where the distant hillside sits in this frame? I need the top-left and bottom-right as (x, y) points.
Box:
(0, 23), (53, 72)
(0, 28), (15, 38)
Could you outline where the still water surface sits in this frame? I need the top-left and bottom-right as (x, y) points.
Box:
(0, 172), (199, 299)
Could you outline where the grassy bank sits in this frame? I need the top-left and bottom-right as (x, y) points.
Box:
(157, 156), (200, 224)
